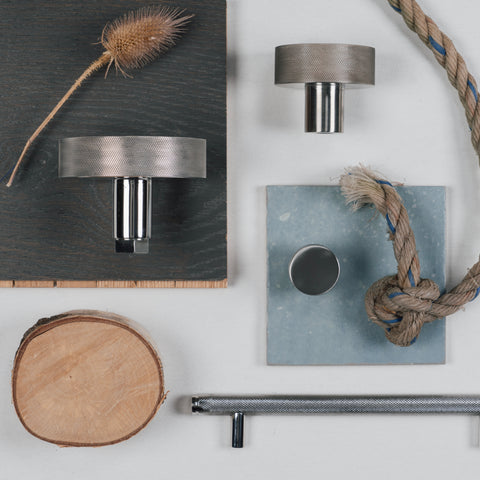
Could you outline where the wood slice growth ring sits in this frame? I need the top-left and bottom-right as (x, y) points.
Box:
(12, 310), (165, 446)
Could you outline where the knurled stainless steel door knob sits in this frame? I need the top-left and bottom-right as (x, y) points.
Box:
(59, 136), (206, 254)
(275, 43), (375, 133)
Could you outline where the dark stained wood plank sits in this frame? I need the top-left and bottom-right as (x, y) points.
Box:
(0, 0), (227, 286)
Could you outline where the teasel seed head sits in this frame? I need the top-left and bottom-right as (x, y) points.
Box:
(101, 6), (193, 74)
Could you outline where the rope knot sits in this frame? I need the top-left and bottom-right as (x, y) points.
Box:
(341, 166), (480, 347)
(365, 275), (441, 346)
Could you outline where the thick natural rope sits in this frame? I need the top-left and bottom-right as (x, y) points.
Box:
(337, 1), (480, 345)
(340, 167), (480, 346)
(388, 0), (480, 159)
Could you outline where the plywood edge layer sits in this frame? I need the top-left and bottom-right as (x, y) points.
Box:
(14, 281), (55, 288)
(173, 280), (228, 288)
(7, 279), (228, 288)
(56, 281), (98, 288)
(96, 281), (138, 288)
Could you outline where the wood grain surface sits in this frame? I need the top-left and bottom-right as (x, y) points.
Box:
(0, 0), (226, 287)
(12, 310), (164, 446)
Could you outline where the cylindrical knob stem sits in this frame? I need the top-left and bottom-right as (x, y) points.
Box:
(114, 177), (152, 254)
(232, 412), (244, 448)
(305, 82), (344, 133)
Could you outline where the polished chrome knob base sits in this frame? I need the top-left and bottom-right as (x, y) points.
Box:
(114, 177), (151, 254)
(305, 83), (344, 133)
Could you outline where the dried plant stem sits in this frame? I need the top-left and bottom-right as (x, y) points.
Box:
(7, 52), (111, 187)
(8, 7), (192, 186)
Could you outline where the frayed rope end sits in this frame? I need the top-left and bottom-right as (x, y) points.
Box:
(339, 165), (385, 211)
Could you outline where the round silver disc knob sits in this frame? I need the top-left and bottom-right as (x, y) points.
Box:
(289, 245), (340, 295)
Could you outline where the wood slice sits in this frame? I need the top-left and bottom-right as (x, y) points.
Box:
(12, 310), (164, 446)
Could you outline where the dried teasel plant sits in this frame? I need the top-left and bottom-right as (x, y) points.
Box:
(7, 6), (193, 187)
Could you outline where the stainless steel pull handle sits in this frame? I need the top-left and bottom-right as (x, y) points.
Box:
(192, 394), (480, 448)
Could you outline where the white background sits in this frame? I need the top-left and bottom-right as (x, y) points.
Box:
(4, 0), (480, 478)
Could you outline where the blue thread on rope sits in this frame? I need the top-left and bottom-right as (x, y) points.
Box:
(410, 337), (417, 345)
(386, 328), (391, 332)
(376, 179), (393, 187)
(383, 318), (402, 324)
(467, 80), (479, 102)
(408, 269), (415, 287)
(472, 286), (480, 301)
(377, 180), (397, 235)
(375, 180), (397, 235)
(386, 214), (396, 234)
(390, 4), (401, 13)
(388, 291), (405, 299)
(429, 36), (446, 56)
